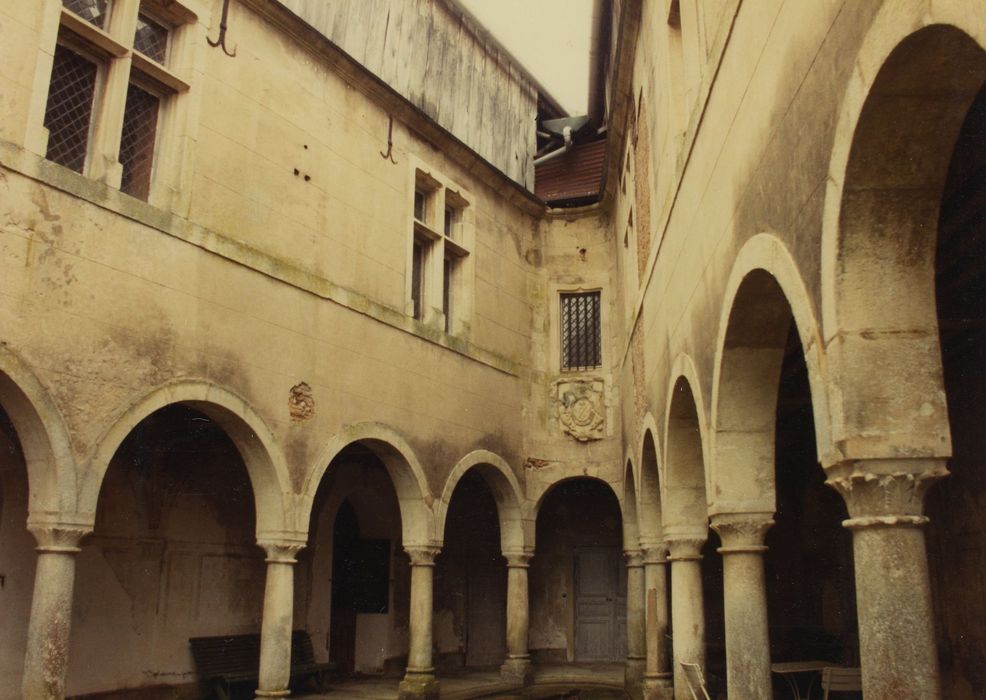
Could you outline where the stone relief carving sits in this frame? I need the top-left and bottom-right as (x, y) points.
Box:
(289, 382), (315, 421)
(555, 378), (606, 442)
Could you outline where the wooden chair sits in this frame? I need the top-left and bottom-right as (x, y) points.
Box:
(821, 666), (862, 699)
(680, 661), (712, 700)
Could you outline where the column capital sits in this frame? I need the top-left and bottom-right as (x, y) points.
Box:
(665, 536), (705, 561)
(710, 512), (773, 554)
(27, 524), (91, 553)
(258, 540), (305, 564)
(624, 549), (645, 568)
(503, 550), (533, 568)
(641, 543), (668, 564)
(826, 459), (947, 530)
(405, 545), (441, 566)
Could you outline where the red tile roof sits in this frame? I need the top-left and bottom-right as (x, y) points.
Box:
(535, 138), (607, 205)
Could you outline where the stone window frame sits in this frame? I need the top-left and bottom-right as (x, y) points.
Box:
(548, 278), (611, 376)
(25, 0), (198, 208)
(406, 157), (474, 338)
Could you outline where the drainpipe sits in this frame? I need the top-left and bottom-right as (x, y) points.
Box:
(533, 125), (573, 166)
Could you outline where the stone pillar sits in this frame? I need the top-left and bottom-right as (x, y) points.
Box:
(711, 513), (774, 700)
(642, 545), (673, 700)
(256, 541), (304, 699)
(624, 549), (646, 698)
(666, 534), (706, 700)
(400, 546), (440, 700)
(829, 461), (945, 700)
(500, 550), (533, 684)
(22, 523), (90, 700)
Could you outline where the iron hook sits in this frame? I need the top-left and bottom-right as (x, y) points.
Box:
(380, 115), (398, 164)
(208, 0), (237, 58)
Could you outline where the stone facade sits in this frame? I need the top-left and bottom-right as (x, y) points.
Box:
(0, 0), (984, 699)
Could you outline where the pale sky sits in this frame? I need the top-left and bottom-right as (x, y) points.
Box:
(459, 0), (594, 116)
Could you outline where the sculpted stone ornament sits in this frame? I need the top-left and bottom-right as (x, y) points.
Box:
(288, 382), (315, 421)
(555, 378), (606, 441)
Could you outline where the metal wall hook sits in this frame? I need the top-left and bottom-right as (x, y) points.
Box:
(380, 115), (398, 164)
(208, 0), (237, 57)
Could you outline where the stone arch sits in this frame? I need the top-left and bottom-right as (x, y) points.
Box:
(710, 234), (831, 513)
(821, 5), (986, 461)
(0, 346), (77, 523)
(636, 418), (664, 547)
(662, 367), (709, 536)
(622, 457), (641, 551)
(81, 380), (293, 537)
(303, 422), (435, 547)
(435, 450), (530, 554)
(531, 475), (624, 548)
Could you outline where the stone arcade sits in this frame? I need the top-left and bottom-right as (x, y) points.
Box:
(1, 0), (985, 699)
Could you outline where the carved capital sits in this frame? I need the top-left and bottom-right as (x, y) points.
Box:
(28, 524), (91, 553)
(258, 540), (305, 564)
(827, 460), (947, 529)
(641, 544), (668, 565)
(405, 545), (441, 567)
(503, 550), (533, 568)
(624, 549), (645, 568)
(665, 537), (705, 561)
(711, 513), (773, 554)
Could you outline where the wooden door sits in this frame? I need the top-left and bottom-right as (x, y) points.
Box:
(575, 546), (625, 661)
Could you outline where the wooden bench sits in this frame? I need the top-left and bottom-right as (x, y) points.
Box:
(189, 630), (333, 700)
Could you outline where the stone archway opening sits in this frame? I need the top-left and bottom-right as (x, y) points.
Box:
(767, 324), (858, 677)
(434, 470), (506, 670)
(926, 75), (986, 700)
(303, 442), (408, 679)
(70, 404), (262, 697)
(0, 404), (37, 697)
(826, 23), (986, 697)
(530, 478), (625, 665)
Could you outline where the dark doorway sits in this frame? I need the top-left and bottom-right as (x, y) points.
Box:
(530, 478), (624, 663)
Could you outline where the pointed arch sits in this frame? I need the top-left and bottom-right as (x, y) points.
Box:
(435, 450), (530, 554)
(303, 422), (435, 547)
(81, 380), (293, 537)
(821, 2), (986, 461)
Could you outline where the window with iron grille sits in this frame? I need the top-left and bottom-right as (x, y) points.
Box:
(62, 0), (109, 29)
(43, 44), (98, 174)
(39, 0), (191, 200)
(561, 291), (602, 371)
(120, 82), (160, 199)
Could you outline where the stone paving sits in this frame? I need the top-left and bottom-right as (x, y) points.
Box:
(302, 663), (626, 699)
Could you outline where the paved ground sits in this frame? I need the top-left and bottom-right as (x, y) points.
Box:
(303, 663), (626, 699)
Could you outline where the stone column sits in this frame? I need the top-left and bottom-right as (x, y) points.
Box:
(711, 513), (774, 700)
(829, 461), (945, 700)
(400, 546), (440, 700)
(22, 523), (90, 700)
(642, 545), (673, 700)
(666, 534), (706, 700)
(500, 550), (533, 684)
(624, 549), (646, 698)
(256, 541), (304, 699)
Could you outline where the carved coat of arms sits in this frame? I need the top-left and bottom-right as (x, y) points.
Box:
(555, 378), (605, 441)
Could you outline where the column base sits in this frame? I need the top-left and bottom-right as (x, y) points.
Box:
(255, 691), (290, 698)
(625, 656), (646, 699)
(500, 655), (533, 685)
(643, 673), (674, 700)
(399, 670), (440, 700)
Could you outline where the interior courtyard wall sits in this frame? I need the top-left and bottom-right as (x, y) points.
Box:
(0, 0), (545, 522)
